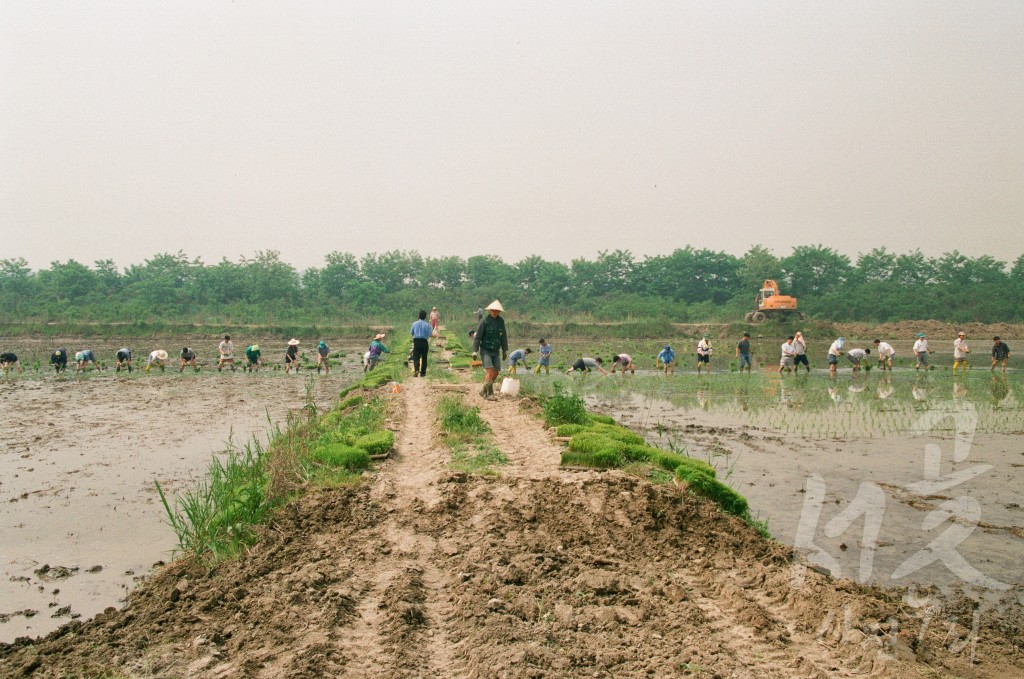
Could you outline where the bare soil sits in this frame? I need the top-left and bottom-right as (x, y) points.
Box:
(1, 334), (1022, 677)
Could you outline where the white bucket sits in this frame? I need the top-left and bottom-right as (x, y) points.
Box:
(499, 377), (520, 396)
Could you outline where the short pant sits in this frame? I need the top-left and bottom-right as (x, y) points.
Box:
(539, 355), (551, 366)
(738, 353), (752, 368)
(696, 354), (710, 364)
(116, 351), (131, 362)
(572, 358), (587, 371)
(917, 353), (928, 365)
(480, 350), (501, 371)
(794, 354), (809, 366)
(827, 354), (838, 365)
(780, 356), (794, 368)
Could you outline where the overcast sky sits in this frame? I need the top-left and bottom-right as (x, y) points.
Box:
(2, 2), (1022, 272)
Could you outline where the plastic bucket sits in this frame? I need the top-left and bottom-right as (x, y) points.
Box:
(500, 377), (520, 396)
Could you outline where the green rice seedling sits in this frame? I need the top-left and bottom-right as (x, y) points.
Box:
(310, 443), (371, 471)
(543, 383), (589, 426)
(561, 450), (597, 467)
(567, 432), (618, 454)
(555, 423), (589, 437)
(354, 430), (394, 456)
(339, 395), (365, 410)
(586, 423), (644, 444)
(675, 467), (749, 517)
(450, 444), (508, 476)
(591, 449), (623, 467)
(587, 413), (616, 425)
(438, 395), (491, 441)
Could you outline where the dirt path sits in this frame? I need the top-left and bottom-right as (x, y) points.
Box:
(1, 330), (1022, 677)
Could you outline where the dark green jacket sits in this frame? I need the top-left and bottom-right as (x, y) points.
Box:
(473, 314), (508, 354)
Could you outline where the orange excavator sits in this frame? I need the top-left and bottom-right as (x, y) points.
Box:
(744, 280), (805, 323)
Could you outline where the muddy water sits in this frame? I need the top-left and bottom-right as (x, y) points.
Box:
(0, 338), (374, 642)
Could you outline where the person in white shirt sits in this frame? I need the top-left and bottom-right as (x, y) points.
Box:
(873, 339), (895, 371)
(846, 347), (871, 372)
(792, 331), (810, 374)
(827, 337), (845, 377)
(779, 336), (796, 373)
(696, 336), (713, 375)
(218, 335), (236, 372)
(953, 332), (970, 376)
(913, 333), (930, 370)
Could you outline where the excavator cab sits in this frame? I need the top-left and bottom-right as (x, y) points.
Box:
(745, 280), (804, 323)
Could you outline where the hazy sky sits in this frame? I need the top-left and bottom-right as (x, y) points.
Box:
(2, 2), (1022, 272)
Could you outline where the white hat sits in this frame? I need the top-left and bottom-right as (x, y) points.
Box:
(486, 300), (504, 312)
(374, 333), (386, 340)
(288, 338), (300, 346)
(154, 350), (169, 360)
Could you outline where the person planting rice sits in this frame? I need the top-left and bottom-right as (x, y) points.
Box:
(316, 340), (331, 374)
(180, 347), (199, 372)
(50, 347), (68, 373)
(75, 349), (101, 372)
(792, 331), (810, 373)
(735, 333), (752, 373)
(779, 336), (796, 374)
(696, 335), (713, 375)
(114, 347), (133, 373)
(535, 339), (553, 375)
(507, 347), (531, 375)
(472, 301), (508, 400)
(285, 339), (303, 374)
(827, 337), (845, 377)
(846, 347), (870, 372)
(146, 349), (168, 373)
(217, 335), (235, 372)
(0, 352), (23, 373)
(364, 334), (389, 372)
(566, 356), (608, 375)
(992, 336), (1011, 373)
(410, 310), (432, 377)
(953, 331), (970, 376)
(657, 344), (675, 375)
(245, 344), (261, 372)
(873, 339), (895, 370)
(913, 333), (930, 370)
(611, 353), (635, 375)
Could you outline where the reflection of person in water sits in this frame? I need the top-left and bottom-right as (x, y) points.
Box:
(953, 381), (969, 398)
(990, 374), (1010, 404)
(828, 386), (843, 404)
(876, 373), (895, 400)
(912, 376), (928, 402)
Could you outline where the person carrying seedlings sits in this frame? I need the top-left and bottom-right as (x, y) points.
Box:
(114, 347), (133, 373)
(873, 339), (895, 370)
(50, 347), (68, 373)
(779, 336), (796, 374)
(0, 352), (23, 373)
(657, 344), (675, 375)
(316, 340), (331, 374)
(365, 334), (389, 372)
(429, 306), (440, 332)
(736, 333), (753, 373)
(846, 347), (870, 372)
(566, 356), (609, 375)
(75, 349), (101, 372)
(472, 300), (508, 400)
(285, 338), (303, 374)
(611, 353), (635, 375)
(179, 347), (199, 372)
(992, 336), (1011, 373)
(792, 332), (810, 373)
(827, 337), (845, 377)
(696, 335), (713, 375)
(217, 335), (236, 372)
(507, 347), (531, 375)
(913, 333), (930, 370)
(535, 339), (553, 375)
(244, 344), (261, 372)
(410, 310), (432, 377)
(953, 332), (970, 376)
(146, 349), (168, 373)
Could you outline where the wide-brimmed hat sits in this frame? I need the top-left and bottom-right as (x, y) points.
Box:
(374, 333), (386, 340)
(486, 300), (504, 312)
(917, 333), (925, 338)
(251, 344), (259, 351)
(958, 331), (966, 336)
(288, 338), (300, 346)
(155, 350), (169, 360)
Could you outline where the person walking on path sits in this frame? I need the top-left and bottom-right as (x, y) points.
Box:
(180, 347), (199, 372)
(410, 310), (433, 377)
(566, 357), (609, 375)
(429, 307), (440, 332)
(913, 333), (930, 370)
(992, 336), (1011, 373)
(507, 348), (531, 375)
(218, 335), (236, 372)
(696, 336), (713, 375)
(535, 339), (553, 375)
(115, 347), (133, 373)
(316, 340), (331, 374)
(244, 344), (261, 372)
(472, 300), (508, 400)
(736, 333), (753, 373)
(475, 306), (484, 322)
(657, 345), (676, 375)
(779, 336), (796, 374)
(285, 339), (302, 374)
(50, 347), (68, 373)
(953, 332), (971, 376)
(0, 352), (23, 373)
(873, 339), (895, 370)
(827, 337), (845, 377)
(793, 332), (810, 373)
(611, 353), (635, 375)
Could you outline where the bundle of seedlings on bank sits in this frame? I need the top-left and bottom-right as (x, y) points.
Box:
(436, 394), (508, 475)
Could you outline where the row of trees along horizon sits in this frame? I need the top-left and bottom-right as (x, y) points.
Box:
(1, 246), (1022, 326)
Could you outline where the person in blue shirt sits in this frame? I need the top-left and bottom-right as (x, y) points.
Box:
(534, 339), (553, 375)
(410, 309), (433, 377)
(316, 340), (331, 375)
(657, 345), (676, 375)
(507, 347), (531, 375)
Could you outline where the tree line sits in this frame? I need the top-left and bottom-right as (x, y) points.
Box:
(2, 246), (1022, 325)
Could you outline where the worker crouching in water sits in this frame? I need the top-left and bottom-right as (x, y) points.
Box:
(472, 300), (508, 400)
